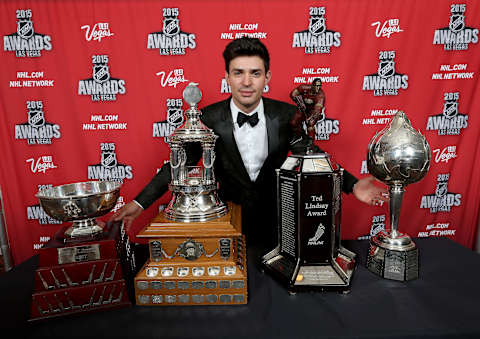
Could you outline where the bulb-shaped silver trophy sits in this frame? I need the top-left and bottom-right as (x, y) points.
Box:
(366, 111), (430, 281)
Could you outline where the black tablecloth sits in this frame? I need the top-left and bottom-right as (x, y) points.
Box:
(2, 238), (480, 338)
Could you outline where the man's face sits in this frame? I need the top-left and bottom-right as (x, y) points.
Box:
(225, 56), (271, 113)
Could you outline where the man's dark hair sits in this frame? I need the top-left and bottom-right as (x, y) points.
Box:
(223, 37), (270, 73)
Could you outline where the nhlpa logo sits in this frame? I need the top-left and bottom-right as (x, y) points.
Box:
(426, 92), (468, 136)
(88, 143), (133, 182)
(147, 7), (196, 56)
(362, 50), (408, 96)
(420, 173), (461, 213)
(3, 9), (52, 57)
(312, 108), (339, 141)
(308, 223), (325, 246)
(78, 55), (126, 102)
(433, 4), (478, 51)
(292, 7), (341, 54)
(15, 100), (61, 145)
(153, 98), (184, 141)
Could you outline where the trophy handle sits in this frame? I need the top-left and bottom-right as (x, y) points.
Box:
(389, 184), (405, 238)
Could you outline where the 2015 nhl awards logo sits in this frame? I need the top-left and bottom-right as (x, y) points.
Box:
(433, 4), (478, 51)
(3, 9), (52, 57)
(362, 51), (408, 96)
(292, 7), (341, 54)
(358, 215), (386, 240)
(420, 173), (461, 213)
(147, 7), (196, 55)
(88, 143), (133, 182)
(313, 109), (339, 141)
(78, 55), (126, 102)
(153, 98), (184, 142)
(426, 92), (468, 136)
(14, 100), (61, 145)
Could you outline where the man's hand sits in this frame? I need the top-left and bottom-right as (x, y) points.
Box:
(353, 176), (389, 206)
(108, 201), (143, 231)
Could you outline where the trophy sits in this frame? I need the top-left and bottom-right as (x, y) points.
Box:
(366, 111), (431, 281)
(262, 80), (356, 293)
(134, 83), (247, 306)
(164, 82), (228, 222)
(29, 181), (131, 321)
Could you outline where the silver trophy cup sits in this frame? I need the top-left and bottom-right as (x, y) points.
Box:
(366, 111), (430, 281)
(36, 181), (122, 238)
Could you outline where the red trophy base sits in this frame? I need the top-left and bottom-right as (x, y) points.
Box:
(29, 222), (131, 322)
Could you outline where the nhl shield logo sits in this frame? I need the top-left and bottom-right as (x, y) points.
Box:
(378, 60), (395, 79)
(17, 20), (34, 39)
(101, 151), (117, 169)
(435, 182), (448, 198)
(449, 14), (465, 33)
(308, 17), (326, 35)
(92, 65), (110, 84)
(166, 108), (184, 127)
(442, 102), (458, 118)
(28, 110), (45, 127)
(163, 18), (180, 37)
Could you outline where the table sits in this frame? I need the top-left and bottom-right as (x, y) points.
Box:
(2, 238), (480, 338)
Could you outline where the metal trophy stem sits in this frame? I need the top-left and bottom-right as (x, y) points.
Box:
(366, 111), (430, 281)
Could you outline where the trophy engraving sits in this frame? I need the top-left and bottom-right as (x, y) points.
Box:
(366, 111), (431, 281)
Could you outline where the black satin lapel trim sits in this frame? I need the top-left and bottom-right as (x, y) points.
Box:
(217, 102), (251, 183)
(265, 104), (280, 156)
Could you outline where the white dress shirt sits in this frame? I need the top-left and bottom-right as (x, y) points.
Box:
(230, 99), (268, 182)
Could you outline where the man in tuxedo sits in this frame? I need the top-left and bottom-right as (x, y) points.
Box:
(110, 38), (387, 250)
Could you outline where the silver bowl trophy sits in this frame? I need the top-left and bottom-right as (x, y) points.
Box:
(164, 82), (228, 222)
(366, 111), (430, 281)
(36, 181), (122, 239)
(134, 83), (247, 306)
(30, 180), (131, 322)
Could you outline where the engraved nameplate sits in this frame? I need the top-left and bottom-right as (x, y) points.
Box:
(57, 244), (100, 264)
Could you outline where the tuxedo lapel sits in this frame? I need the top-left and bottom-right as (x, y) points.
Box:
(264, 100), (280, 156)
(214, 99), (251, 183)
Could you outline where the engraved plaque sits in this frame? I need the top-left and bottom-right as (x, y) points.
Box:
(152, 295), (163, 303)
(136, 281), (149, 290)
(205, 281), (217, 289)
(232, 280), (244, 289)
(192, 295), (204, 303)
(138, 295), (150, 304)
(206, 294), (217, 303)
(220, 294), (232, 303)
(57, 244), (100, 265)
(164, 281), (176, 289)
(219, 238), (231, 259)
(219, 280), (230, 289)
(150, 241), (162, 261)
(178, 281), (189, 290)
(233, 294), (244, 303)
(165, 295), (176, 303)
(192, 281), (203, 289)
(150, 281), (162, 290)
(178, 294), (189, 303)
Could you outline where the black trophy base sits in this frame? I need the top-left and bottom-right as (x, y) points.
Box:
(261, 246), (356, 294)
(366, 241), (419, 281)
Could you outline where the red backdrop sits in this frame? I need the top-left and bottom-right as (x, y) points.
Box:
(1, 0), (479, 265)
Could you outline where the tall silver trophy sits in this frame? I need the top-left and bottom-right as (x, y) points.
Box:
(366, 111), (430, 281)
(164, 82), (228, 222)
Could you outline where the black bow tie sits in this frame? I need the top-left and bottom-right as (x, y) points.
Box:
(237, 112), (259, 127)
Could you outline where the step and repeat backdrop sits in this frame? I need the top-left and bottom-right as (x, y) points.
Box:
(1, 0), (479, 265)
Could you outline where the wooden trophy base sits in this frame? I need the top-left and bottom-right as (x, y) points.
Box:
(135, 202), (248, 306)
(29, 222), (131, 322)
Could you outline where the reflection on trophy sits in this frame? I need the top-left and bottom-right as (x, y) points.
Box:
(366, 111), (431, 281)
(30, 181), (131, 321)
(36, 181), (121, 239)
(262, 80), (356, 293)
(134, 83), (247, 306)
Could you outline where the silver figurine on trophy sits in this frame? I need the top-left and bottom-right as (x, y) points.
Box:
(366, 111), (430, 281)
(163, 82), (228, 222)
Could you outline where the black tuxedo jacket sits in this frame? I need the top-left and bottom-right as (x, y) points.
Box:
(135, 97), (357, 247)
